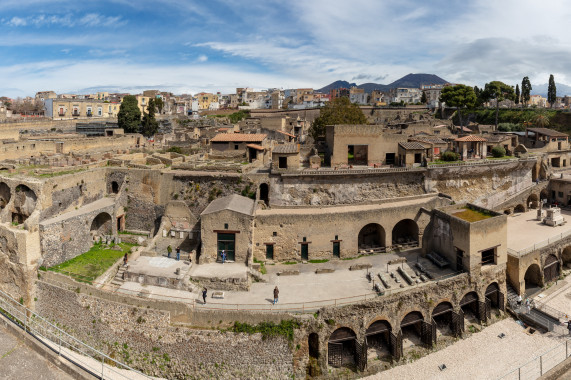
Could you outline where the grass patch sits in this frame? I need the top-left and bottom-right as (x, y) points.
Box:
(118, 231), (148, 236)
(37, 168), (87, 178)
(342, 254), (365, 261)
(486, 156), (515, 160)
(283, 261), (297, 265)
(308, 259), (329, 264)
(225, 320), (300, 341)
(48, 242), (136, 284)
(452, 206), (494, 222)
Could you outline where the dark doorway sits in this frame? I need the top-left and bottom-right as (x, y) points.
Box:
(432, 302), (454, 340)
(456, 248), (464, 272)
(544, 255), (560, 283)
(348, 145), (368, 165)
(333, 242), (340, 258)
(400, 311), (424, 349)
(259, 183), (269, 206)
(111, 181), (119, 194)
(217, 233), (235, 261)
(309, 333), (319, 359)
(524, 263), (542, 293)
(358, 223), (385, 250)
(485, 282), (500, 309)
(301, 244), (309, 260)
(392, 219), (419, 247)
(514, 204), (525, 213)
(365, 320), (391, 359)
(460, 291), (480, 322)
(265, 244), (274, 260)
(328, 328), (357, 368)
(481, 248), (495, 266)
(385, 153), (395, 165)
(279, 156), (288, 169)
(414, 153), (422, 164)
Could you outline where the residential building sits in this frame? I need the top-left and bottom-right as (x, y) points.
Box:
(44, 98), (121, 120)
(390, 88), (422, 104)
(35, 91), (57, 101)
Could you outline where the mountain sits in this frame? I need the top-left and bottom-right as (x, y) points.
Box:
(317, 73), (449, 93)
(531, 82), (571, 98)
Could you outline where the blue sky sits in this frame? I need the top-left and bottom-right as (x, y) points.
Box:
(1, 0), (571, 97)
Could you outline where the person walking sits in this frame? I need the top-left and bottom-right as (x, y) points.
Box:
(525, 298), (531, 314)
(176, 246), (181, 261)
(167, 245), (172, 258)
(221, 250), (226, 264)
(273, 286), (279, 305)
(516, 294), (522, 307)
(123, 253), (128, 266)
(202, 288), (207, 304)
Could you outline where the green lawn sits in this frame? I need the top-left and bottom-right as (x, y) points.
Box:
(452, 207), (494, 222)
(48, 242), (136, 284)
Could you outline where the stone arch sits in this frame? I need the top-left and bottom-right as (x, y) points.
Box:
(524, 263), (542, 293)
(459, 291), (480, 321)
(365, 319), (392, 359)
(527, 194), (539, 209)
(484, 282), (500, 309)
(543, 254), (560, 283)
(503, 209), (511, 215)
(562, 246), (571, 268)
(358, 223), (386, 250)
(259, 183), (269, 206)
(111, 181), (119, 194)
(0, 182), (10, 209)
(90, 212), (113, 238)
(392, 219), (419, 246)
(12, 184), (37, 224)
(431, 301), (454, 339)
(308, 332), (319, 359)
(328, 327), (357, 368)
(540, 189), (549, 203)
(514, 204), (526, 213)
(400, 311), (424, 348)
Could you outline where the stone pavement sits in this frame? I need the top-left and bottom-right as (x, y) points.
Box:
(0, 323), (74, 380)
(507, 209), (571, 252)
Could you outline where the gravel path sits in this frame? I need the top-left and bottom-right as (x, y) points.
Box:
(364, 318), (564, 380)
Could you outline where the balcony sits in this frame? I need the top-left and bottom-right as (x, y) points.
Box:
(58, 113), (65, 117)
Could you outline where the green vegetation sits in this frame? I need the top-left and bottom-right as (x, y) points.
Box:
(491, 145), (506, 158)
(440, 151), (459, 162)
(283, 261), (297, 265)
(118, 95), (141, 134)
(166, 146), (182, 154)
(141, 98), (159, 137)
(253, 258), (267, 274)
(439, 84), (477, 128)
(310, 97), (367, 139)
(48, 242), (136, 284)
(209, 110), (250, 123)
(480, 81), (515, 128)
(497, 122), (524, 132)
(308, 259), (329, 264)
(225, 320), (300, 341)
(118, 231), (147, 236)
(37, 168), (87, 178)
(452, 206), (494, 222)
(548, 74), (557, 107)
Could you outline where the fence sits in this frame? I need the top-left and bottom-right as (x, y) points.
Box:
(507, 229), (571, 258)
(0, 288), (152, 380)
(498, 339), (571, 380)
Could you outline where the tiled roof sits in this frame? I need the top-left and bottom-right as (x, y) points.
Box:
(410, 136), (447, 144)
(454, 135), (488, 142)
(275, 130), (296, 138)
(272, 144), (299, 154)
(399, 142), (427, 150)
(246, 144), (265, 151)
(485, 135), (511, 143)
(527, 128), (568, 137)
(210, 133), (267, 142)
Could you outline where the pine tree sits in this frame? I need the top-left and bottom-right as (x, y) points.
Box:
(515, 84), (520, 105)
(420, 91), (427, 104)
(117, 95), (141, 133)
(141, 98), (159, 137)
(521, 77), (532, 106)
(548, 74), (557, 108)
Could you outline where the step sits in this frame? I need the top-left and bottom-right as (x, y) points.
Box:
(111, 280), (123, 286)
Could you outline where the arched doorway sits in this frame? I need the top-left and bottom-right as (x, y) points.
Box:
(111, 181), (119, 194)
(527, 194), (539, 209)
(12, 184), (37, 224)
(365, 320), (391, 359)
(328, 327), (357, 368)
(259, 183), (269, 206)
(400, 311), (424, 349)
(90, 212), (112, 238)
(432, 302), (454, 340)
(358, 224), (385, 251)
(524, 263), (542, 294)
(562, 246), (571, 269)
(504, 209), (511, 215)
(460, 291), (480, 322)
(392, 219), (419, 247)
(514, 204), (526, 213)
(544, 255), (560, 283)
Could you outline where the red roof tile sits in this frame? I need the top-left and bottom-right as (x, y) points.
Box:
(211, 133), (267, 142)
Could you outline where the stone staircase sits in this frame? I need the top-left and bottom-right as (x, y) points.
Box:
(111, 265), (127, 287)
(506, 283), (519, 309)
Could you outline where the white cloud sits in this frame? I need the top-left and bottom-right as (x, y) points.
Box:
(6, 17), (27, 27)
(197, 54), (208, 62)
(3, 13), (125, 28)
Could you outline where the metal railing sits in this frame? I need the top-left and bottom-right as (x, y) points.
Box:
(508, 229), (571, 257)
(533, 300), (568, 321)
(0, 289), (152, 380)
(498, 339), (571, 379)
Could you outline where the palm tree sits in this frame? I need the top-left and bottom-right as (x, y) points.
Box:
(534, 114), (550, 128)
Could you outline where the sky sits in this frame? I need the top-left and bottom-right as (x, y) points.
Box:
(1, 0), (571, 97)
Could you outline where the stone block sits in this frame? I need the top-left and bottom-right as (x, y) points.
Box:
(315, 268), (335, 274)
(277, 270), (299, 276)
(349, 263), (372, 271)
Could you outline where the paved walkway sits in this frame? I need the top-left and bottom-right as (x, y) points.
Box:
(507, 209), (571, 252)
(0, 323), (74, 380)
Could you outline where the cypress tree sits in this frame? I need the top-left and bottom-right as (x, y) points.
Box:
(548, 74), (557, 108)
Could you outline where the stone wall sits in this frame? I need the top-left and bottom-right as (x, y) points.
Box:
(35, 281), (295, 379)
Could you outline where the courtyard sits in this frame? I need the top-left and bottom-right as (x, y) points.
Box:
(507, 208), (571, 253)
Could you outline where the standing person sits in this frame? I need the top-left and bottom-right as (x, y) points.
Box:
(273, 286), (279, 305)
(202, 288), (207, 304)
(525, 299), (531, 314)
(123, 253), (128, 266)
(176, 246), (181, 261)
(221, 250), (226, 264)
(567, 320), (571, 336)
(516, 294), (522, 307)
(167, 245), (172, 258)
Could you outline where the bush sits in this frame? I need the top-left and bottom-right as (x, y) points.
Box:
(441, 151), (459, 161)
(167, 146), (182, 154)
(491, 145), (506, 158)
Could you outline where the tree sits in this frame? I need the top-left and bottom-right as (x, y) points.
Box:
(117, 95), (141, 133)
(309, 97), (367, 139)
(420, 91), (427, 104)
(438, 84), (477, 130)
(534, 113), (550, 128)
(515, 84), (520, 105)
(548, 74), (557, 108)
(481, 81), (515, 129)
(155, 97), (164, 114)
(521, 76), (532, 106)
(141, 98), (159, 137)
(491, 145), (506, 158)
